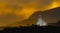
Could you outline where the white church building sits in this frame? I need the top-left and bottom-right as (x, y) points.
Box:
(36, 15), (47, 26)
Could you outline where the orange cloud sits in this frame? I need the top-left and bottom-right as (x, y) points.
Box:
(0, 0), (59, 27)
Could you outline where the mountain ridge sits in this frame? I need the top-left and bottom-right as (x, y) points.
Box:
(39, 7), (60, 23)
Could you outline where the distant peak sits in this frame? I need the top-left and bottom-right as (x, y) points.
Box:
(50, 6), (60, 10)
(44, 6), (60, 11)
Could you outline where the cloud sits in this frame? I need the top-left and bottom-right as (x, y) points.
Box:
(0, 0), (59, 26)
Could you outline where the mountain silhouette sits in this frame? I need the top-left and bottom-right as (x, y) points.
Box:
(7, 7), (60, 27)
(40, 7), (60, 24)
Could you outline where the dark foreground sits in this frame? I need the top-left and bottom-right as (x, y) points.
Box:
(0, 25), (60, 33)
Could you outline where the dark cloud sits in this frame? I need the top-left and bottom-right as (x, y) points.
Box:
(0, 13), (24, 24)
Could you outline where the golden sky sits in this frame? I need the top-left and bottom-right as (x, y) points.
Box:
(0, 0), (60, 27)
(0, 0), (60, 18)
